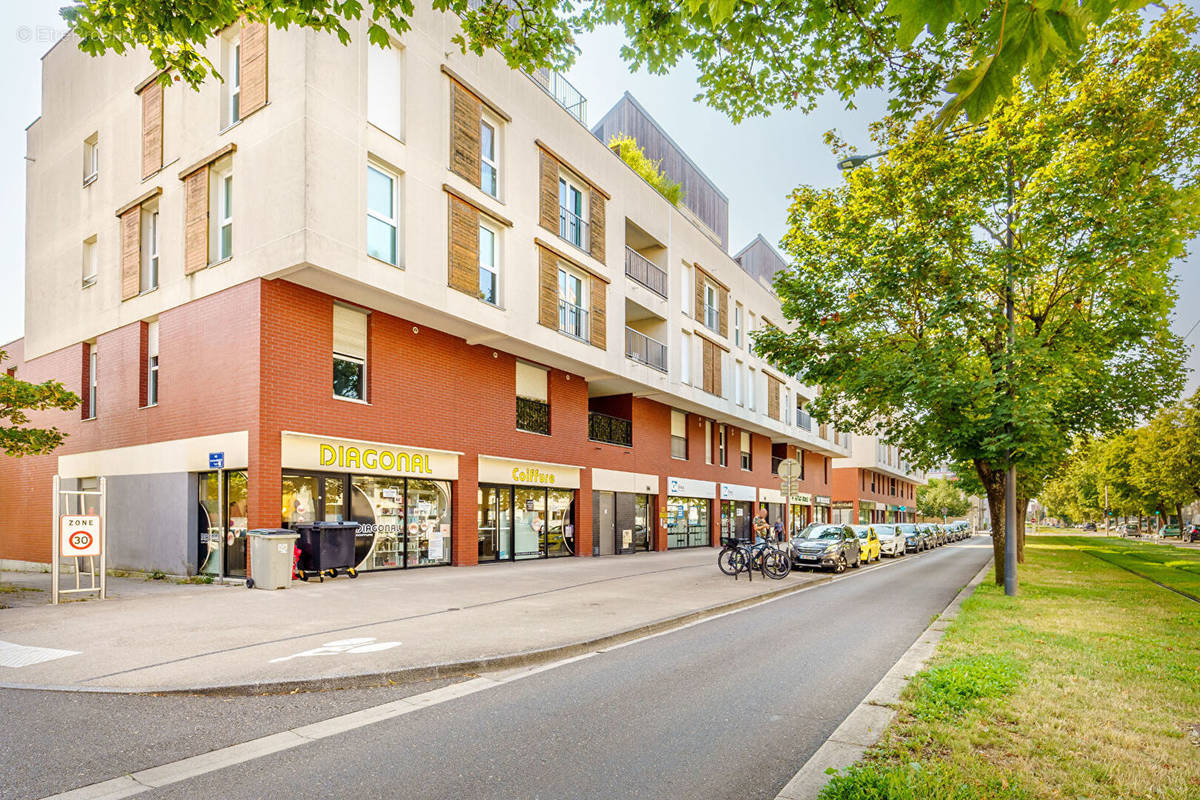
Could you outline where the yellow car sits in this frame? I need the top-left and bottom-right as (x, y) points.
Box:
(850, 525), (881, 563)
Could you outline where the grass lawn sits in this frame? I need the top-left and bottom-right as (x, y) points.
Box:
(820, 535), (1200, 800)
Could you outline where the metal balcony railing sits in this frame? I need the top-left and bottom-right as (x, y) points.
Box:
(624, 247), (668, 297)
(625, 327), (668, 373)
(516, 396), (550, 435)
(559, 206), (589, 250)
(558, 299), (588, 341)
(588, 412), (632, 447)
(796, 410), (812, 431)
(530, 68), (588, 125)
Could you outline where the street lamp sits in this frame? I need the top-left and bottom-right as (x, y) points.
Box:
(838, 142), (1019, 595)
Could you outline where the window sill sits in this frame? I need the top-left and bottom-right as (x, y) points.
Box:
(516, 428), (552, 437)
(138, 287), (159, 297)
(82, 174), (98, 188)
(368, 254), (404, 270)
(670, 456), (688, 462)
(205, 256), (233, 269)
(81, 277), (97, 289)
(141, 157), (179, 183)
(82, 416), (96, 422)
(218, 118), (243, 136)
(140, 403), (158, 410)
(367, 121), (406, 146)
(332, 395), (370, 406)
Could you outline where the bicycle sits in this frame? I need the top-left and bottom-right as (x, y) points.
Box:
(718, 535), (790, 580)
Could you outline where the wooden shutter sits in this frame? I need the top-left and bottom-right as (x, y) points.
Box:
(767, 375), (781, 421)
(447, 195), (479, 296)
(239, 22), (268, 117)
(538, 245), (558, 329)
(701, 338), (716, 395)
(140, 81), (163, 179)
(539, 149), (559, 232)
(589, 275), (606, 349)
(694, 269), (704, 324)
(184, 166), (209, 275)
(713, 347), (723, 397)
(718, 287), (729, 337)
(589, 190), (605, 263)
(120, 208), (141, 300)
(450, 82), (481, 183)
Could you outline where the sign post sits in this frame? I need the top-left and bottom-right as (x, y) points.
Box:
(51, 475), (106, 604)
(777, 458), (801, 541)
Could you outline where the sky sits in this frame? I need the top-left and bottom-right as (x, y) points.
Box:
(1, 4), (1196, 393)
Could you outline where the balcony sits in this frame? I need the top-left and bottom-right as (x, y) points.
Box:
(559, 206), (589, 251)
(625, 327), (668, 373)
(796, 409), (812, 431)
(588, 412), (632, 447)
(558, 299), (588, 342)
(517, 396), (550, 435)
(624, 246), (668, 297)
(531, 68), (587, 125)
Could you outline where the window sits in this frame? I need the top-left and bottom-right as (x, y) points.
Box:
(734, 304), (742, 347)
(82, 236), (98, 288)
(704, 420), (713, 465)
(735, 360), (743, 405)
(210, 157), (233, 263)
(480, 116), (499, 197)
(224, 35), (241, 127)
(479, 223), (498, 305)
(824, 457), (829, 483)
(516, 361), (550, 435)
(83, 134), (99, 184)
(785, 389), (791, 426)
(85, 344), (98, 419)
(718, 424), (727, 467)
(748, 311), (757, 355)
(366, 37), (403, 140)
(367, 163), (398, 265)
(146, 321), (159, 407)
(332, 304), (368, 401)
(681, 331), (691, 384)
(558, 176), (587, 249)
(681, 263), (692, 316)
(140, 205), (159, 293)
(740, 431), (752, 470)
(747, 367), (756, 411)
(557, 265), (587, 340)
(703, 282), (718, 331)
(670, 409), (688, 460)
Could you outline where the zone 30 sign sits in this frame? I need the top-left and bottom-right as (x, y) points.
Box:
(59, 515), (102, 558)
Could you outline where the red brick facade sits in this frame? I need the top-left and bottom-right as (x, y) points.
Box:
(831, 467), (918, 524)
(0, 278), (837, 569)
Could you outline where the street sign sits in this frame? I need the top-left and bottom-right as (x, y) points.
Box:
(209, 452), (225, 469)
(60, 515), (101, 558)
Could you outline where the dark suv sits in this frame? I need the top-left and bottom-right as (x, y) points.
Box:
(895, 523), (924, 553)
(790, 524), (862, 573)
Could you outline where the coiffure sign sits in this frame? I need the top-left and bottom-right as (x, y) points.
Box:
(281, 432), (460, 479)
(478, 456), (581, 489)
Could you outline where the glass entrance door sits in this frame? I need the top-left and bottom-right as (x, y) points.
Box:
(513, 487), (545, 560)
(478, 485), (512, 562)
(197, 470), (248, 577)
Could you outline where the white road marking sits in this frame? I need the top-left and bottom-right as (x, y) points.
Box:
(268, 637), (401, 664)
(0, 640), (80, 669)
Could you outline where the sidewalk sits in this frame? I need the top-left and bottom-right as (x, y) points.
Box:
(0, 551), (826, 694)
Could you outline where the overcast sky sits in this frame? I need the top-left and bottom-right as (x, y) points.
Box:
(2, 4), (1196, 393)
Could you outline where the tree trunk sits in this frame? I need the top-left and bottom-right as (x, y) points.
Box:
(975, 459), (1007, 585)
(1016, 495), (1030, 563)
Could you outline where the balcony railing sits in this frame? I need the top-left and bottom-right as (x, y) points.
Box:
(625, 327), (668, 373)
(516, 396), (550, 435)
(558, 299), (588, 341)
(559, 206), (589, 250)
(530, 68), (587, 125)
(589, 412), (632, 447)
(796, 410), (812, 431)
(624, 246), (668, 297)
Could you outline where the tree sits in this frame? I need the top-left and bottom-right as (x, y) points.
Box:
(915, 478), (970, 522)
(608, 134), (684, 205)
(754, 9), (1200, 586)
(1128, 390), (1200, 529)
(63, 0), (1154, 128)
(0, 350), (81, 457)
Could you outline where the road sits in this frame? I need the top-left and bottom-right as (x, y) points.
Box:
(2, 538), (992, 800)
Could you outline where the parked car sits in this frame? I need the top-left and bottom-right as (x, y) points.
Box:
(1123, 523), (1139, 537)
(1160, 524), (1182, 538)
(872, 523), (907, 558)
(790, 524), (862, 573)
(923, 524), (944, 547)
(1186, 523), (1200, 543)
(1082, 522), (1097, 531)
(895, 523), (924, 553)
(851, 525), (881, 563)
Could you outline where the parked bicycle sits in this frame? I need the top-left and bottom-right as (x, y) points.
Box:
(717, 535), (791, 580)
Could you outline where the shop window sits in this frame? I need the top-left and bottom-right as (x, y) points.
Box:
(666, 497), (709, 548)
(350, 476), (452, 568)
(740, 430), (752, 470)
(480, 484), (573, 561)
(516, 361), (550, 435)
(333, 304), (369, 401)
(670, 409), (688, 460)
(367, 162), (399, 266)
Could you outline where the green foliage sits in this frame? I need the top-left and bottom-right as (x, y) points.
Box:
(754, 9), (1200, 579)
(608, 134), (684, 205)
(915, 478), (970, 520)
(819, 760), (1031, 800)
(60, 0), (1163, 128)
(0, 350), (81, 457)
(907, 653), (1023, 720)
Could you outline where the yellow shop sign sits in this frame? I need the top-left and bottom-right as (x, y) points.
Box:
(477, 455), (581, 489)
(320, 444), (433, 474)
(511, 466), (556, 485)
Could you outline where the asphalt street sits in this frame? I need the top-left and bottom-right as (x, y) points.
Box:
(2, 537), (992, 800)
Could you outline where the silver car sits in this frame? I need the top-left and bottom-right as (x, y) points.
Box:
(872, 523), (907, 557)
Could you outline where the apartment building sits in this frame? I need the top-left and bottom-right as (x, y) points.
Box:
(0, 9), (851, 578)
(830, 436), (927, 524)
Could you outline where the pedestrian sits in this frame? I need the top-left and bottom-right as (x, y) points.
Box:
(753, 510), (770, 542)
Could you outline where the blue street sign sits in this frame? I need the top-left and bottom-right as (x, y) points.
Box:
(209, 452), (225, 469)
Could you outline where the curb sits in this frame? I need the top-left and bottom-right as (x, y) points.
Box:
(1, 572), (833, 697)
(774, 557), (994, 800)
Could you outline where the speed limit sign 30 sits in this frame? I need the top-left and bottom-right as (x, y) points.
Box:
(60, 515), (102, 557)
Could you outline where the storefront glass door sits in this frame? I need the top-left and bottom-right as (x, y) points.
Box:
(513, 487), (545, 560)
(197, 470), (248, 577)
(547, 489), (575, 557)
(478, 485), (512, 562)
